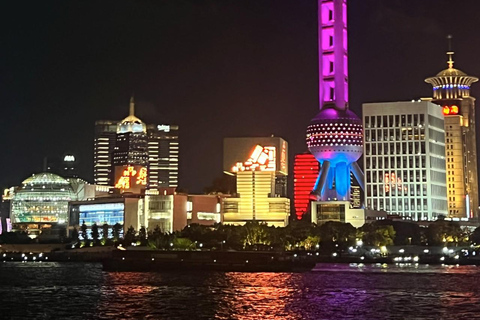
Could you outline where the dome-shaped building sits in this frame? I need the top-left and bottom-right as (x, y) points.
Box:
(11, 172), (77, 224)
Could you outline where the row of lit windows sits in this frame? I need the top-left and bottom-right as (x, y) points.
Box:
(364, 114), (425, 128)
(367, 186), (427, 197)
(366, 170), (427, 183)
(366, 198), (428, 211)
(366, 156), (426, 169)
(364, 128), (426, 142)
(365, 142), (426, 155)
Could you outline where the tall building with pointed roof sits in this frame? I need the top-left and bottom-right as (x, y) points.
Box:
(94, 97), (180, 189)
(425, 43), (479, 219)
(113, 97), (149, 168)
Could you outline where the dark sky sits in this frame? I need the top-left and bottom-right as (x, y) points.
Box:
(2, 0), (480, 193)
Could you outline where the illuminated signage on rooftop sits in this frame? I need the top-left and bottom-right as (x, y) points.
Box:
(443, 105), (460, 116)
(157, 125), (171, 132)
(64, 155), (75, 162)
(232, 145), (276, 172)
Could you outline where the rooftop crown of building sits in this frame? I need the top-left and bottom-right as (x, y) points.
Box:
(117, 96), (147, 134)
(425, 42), (478, 100)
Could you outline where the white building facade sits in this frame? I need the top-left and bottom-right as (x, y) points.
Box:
(362, 101), (447, 220)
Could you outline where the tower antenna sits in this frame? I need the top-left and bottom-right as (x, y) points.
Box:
(447, 34), (454, 69)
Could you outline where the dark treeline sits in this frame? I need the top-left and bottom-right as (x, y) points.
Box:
(2, 218), (479, 251)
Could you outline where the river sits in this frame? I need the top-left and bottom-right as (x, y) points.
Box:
(1, 262), (479, 319)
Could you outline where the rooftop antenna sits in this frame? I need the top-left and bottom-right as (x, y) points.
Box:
(447, 34), (454, 69)
(129, 94), (135, 116)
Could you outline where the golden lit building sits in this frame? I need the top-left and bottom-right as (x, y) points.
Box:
(425, 49), (479, 218)
(222, 138), (290, 227)
(113, 97), (149, 194)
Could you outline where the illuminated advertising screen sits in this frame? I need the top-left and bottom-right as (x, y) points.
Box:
(78, 202), (125, 226)
(223, 137), (288, 175)
(442, 104), (461, 116)
(114, 165), (148, 193)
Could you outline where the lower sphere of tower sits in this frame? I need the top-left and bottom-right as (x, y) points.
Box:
(306, 108), (363, 165)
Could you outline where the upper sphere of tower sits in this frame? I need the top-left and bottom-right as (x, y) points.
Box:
(306, 108), (363, 165)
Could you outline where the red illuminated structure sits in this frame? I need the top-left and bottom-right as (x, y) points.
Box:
(293, 153), (320, 220)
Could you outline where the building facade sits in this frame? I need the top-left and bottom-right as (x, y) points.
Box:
(94, 98), (179, 189)
(223, 137), (288, 197)
(362, 101), (448, 220)
(223, 137), (290, 227)
(94, 120), (118, 185)
(425, 52), (479, 219)
(146, 124), (179, 188)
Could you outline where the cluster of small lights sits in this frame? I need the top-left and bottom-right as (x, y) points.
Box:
(306, 121), (363, 148)
(433, 84), (470, 90)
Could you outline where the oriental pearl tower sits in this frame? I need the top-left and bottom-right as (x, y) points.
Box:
(306, 0), (364, 201)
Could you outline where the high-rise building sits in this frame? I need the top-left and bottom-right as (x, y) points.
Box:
(425, 50), (479, 219)
(293, 152), (319, 220)
(362, 101), (448, 220)
(146, 124), (179, 188)
(94, 120), (117, 185)
(222, 137), (290, 227)
(112, 97), (149, 193)
(94, 98), (179, 189)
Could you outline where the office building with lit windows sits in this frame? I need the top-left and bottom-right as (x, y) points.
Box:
(146, 124), (179, 188)
(362, 101), (448, 220)
(94, 98), (179, 190)
(425, 51), (479, 219)
(94, 120), (118, 185)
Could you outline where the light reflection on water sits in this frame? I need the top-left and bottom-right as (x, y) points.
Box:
(1, 262), (480, 319)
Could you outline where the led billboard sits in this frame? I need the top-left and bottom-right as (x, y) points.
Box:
(223, 137), (288, 175)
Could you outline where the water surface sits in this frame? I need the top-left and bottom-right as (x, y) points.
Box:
(1, 262), (479, 319)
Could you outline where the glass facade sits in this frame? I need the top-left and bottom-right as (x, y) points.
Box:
(75, 203), (124, 226)
(11, 173), (77, 224)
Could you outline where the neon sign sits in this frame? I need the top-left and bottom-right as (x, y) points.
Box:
(443, 105), (459, 115)
(232, 145), (276, 172)
(115, 166), (148, 189)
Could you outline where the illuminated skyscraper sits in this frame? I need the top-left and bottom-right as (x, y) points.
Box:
(425, 47), (479, 219)
(112, 97), (149, 192)
(94, 98), (180, 189)
(94, 120), (117, 185)
(146, 124), (179, 188)
(362, 101), (448, 220)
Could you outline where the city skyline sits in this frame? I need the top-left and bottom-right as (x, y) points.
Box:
(2, 0), (480, 194)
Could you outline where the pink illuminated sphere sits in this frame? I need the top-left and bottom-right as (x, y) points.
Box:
(306, 108), (363, 165)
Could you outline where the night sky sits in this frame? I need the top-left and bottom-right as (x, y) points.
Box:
(2, 0), (480, 193)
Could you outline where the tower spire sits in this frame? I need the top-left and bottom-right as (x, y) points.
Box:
(447, 34), (454, 69)
(129, 95), (135, 116)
